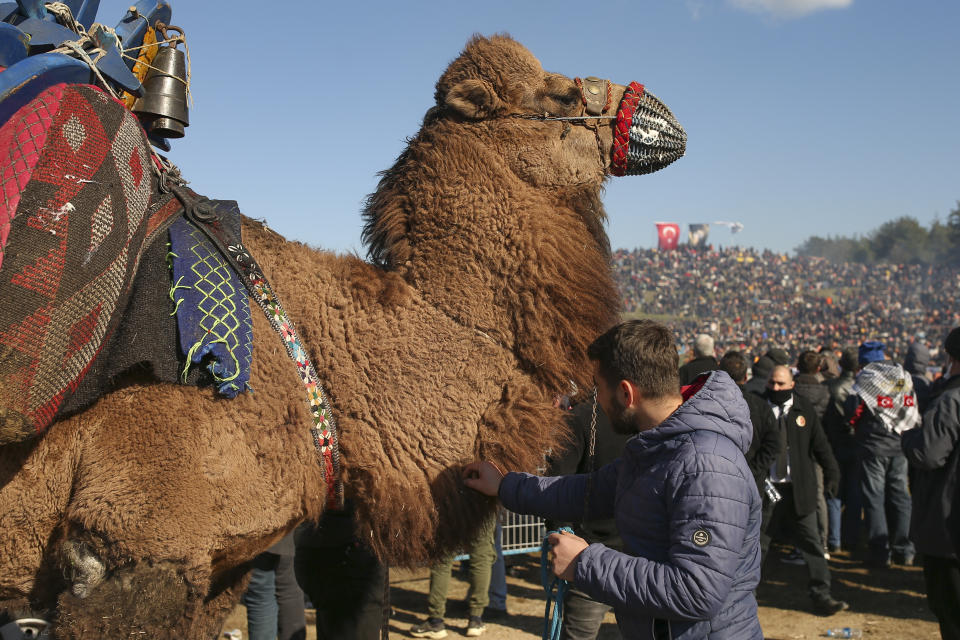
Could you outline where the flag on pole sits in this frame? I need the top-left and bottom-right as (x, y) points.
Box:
(714, 220), (745, 234)
(688, 223), (710, 247)
(656, 222), (680, 250)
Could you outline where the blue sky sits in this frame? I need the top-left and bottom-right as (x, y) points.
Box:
(96, 0), (958, 255)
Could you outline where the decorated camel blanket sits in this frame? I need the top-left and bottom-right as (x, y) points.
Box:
(0, 83), (182, 443)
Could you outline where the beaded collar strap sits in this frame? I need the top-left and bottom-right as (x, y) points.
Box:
(170, 185), (343, 509)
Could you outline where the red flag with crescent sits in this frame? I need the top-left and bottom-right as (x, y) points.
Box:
(656, 222), (680, 250)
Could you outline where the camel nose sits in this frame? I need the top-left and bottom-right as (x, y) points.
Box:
(611, 81), (686, 177)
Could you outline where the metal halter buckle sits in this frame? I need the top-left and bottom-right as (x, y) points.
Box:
(579, 76), (610, 116)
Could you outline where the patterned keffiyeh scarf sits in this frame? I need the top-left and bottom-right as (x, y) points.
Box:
(852, 361), (920, 434)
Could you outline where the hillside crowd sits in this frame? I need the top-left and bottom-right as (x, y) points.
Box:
(614, 246), (960, 363)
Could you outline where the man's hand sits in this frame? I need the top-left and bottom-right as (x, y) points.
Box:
(462, 461), (505, 497)
(548, 530), (589, 581)
(825, 480), (839, 500)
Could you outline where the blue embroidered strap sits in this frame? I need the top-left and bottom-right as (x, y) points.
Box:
(541, 527), (574, 640)
(168, 217), (253, 398)
(172, 186), (343, 509)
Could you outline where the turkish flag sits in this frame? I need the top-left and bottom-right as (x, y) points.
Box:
(656, 223), (680, 250)
(877, 395), (894, 409)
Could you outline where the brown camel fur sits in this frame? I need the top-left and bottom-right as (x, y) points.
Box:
(0, 34), (682, 637)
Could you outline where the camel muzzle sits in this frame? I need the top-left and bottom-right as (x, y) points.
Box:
(516, 77), (686, 177)
(610, 81), (686, 177)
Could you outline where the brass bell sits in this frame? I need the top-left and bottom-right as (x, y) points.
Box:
(132, 44), (189, 139)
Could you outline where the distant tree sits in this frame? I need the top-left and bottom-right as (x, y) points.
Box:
(949, 201), (960, 248)
(927, 218), (954, 263)
(796, 234), (870, 263)
(869, 217), (928, 263)
(795, 203), (960, 264)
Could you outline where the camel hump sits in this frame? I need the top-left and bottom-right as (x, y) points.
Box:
(0, 82), (182, 444)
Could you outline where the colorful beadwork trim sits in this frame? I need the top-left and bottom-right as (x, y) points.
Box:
(173, 188), (343, 509)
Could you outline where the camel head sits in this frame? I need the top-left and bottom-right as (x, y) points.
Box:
(363, 34), (686, 398)
(433, 34), (686, 186)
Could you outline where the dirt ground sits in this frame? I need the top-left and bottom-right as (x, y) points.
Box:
(221, 542), (941, 639)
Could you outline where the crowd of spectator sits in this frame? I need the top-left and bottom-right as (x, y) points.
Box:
(613, 246), (960, 363)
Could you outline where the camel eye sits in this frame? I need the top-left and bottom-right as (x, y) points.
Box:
(552, 91), (580, 108)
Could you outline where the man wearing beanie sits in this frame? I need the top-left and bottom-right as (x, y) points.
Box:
(846, 341), (919, 568)
(902, 327), (960, 639)
(743, 354), (775, 397)
(743, 347), (789, 398)
(904, 340), (933, 413)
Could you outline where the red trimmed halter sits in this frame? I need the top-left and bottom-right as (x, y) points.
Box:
(508, 77), (643, 175)
(611, 81), (645, 177)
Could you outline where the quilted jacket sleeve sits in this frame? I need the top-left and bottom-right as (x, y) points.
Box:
(573, 452), (752, 620)
(498, 461), (620, 523)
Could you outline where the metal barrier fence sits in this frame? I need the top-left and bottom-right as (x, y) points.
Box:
(455, 509), (546, 561)
(501, 510), (546, 555)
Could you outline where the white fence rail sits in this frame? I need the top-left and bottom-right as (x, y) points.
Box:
(455, 509), (546, 561)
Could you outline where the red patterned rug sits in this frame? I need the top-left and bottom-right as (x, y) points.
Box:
(0, 82), (181, 443)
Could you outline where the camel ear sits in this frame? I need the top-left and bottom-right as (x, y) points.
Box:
(444, 78), (503, 119)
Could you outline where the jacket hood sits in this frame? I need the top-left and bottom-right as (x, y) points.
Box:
(904, 342), (931, 375)
(633, 370), (754, 455)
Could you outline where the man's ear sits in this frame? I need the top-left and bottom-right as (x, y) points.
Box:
(444, 78), (503, 119)
(618, 379), (638, 409)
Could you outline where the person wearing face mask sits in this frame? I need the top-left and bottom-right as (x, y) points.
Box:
(761, 365), (847, 616)
(901, 327), (960, 640)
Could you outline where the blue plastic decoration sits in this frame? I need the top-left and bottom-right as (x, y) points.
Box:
(0, 22), (28, 67)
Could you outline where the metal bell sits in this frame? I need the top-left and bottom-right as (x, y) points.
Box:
(132, 44), (189, 139)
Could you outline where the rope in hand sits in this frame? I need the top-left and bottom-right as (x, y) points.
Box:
(541, 526), (574, 640)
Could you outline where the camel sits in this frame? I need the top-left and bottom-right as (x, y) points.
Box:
(0, 34), (685, 637)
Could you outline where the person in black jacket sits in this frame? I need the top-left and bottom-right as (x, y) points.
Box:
(904, 340), (934, 414)
(678, 333), (718, 385)
(761, 365), (847, 616)
(822, 347), (863, 552)
(296, 503), (388, 640)
(794, 351), (830, 419)
(902, 327), (960, 640)
(718, 351), (781, 503)
(794, 350), (831, 555)
(545, 400), (630, 640)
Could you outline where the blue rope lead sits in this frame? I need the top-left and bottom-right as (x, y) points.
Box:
(541, 527), (574, 640)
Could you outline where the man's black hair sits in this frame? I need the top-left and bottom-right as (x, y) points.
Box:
(718, 350), (748, 384)
(587, 320), (679, 398)
(796, 350), (822, 375)
(946, 326), (960, 360)
(838, 347), (858, 372)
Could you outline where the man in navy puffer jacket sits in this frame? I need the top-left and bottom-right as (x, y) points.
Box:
(465, 320), (763, 639)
